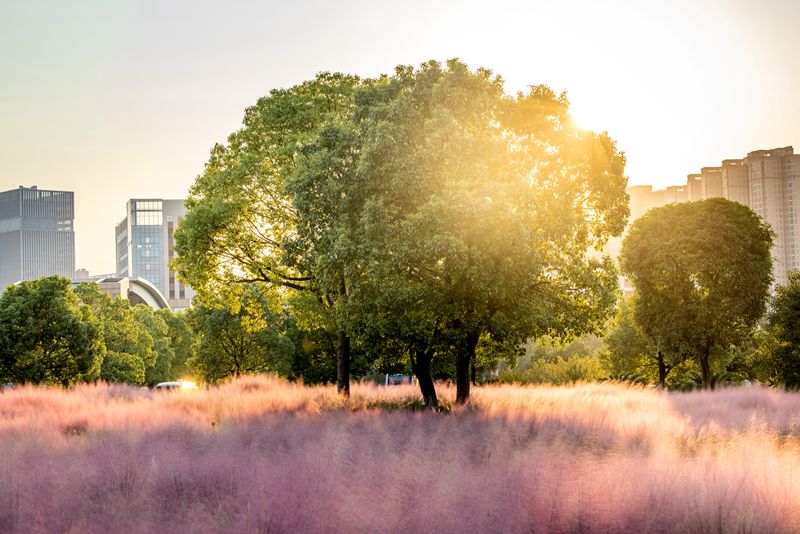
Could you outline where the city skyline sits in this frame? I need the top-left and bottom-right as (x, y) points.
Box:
(2, 0), (799, 273)
(628, 145), (800, 286)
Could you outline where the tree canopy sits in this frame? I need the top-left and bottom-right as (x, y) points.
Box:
(599, 296), (655, 378)
(0, 277), (104, 386)
(134, 306), (175, 386)
(175, 59), (629, 404)
(620, 198), (773, 388)
(75, 283), (156, 385)
(187, 288), (294, 383)
(289, 60), (628, 403)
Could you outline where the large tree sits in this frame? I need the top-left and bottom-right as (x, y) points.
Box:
(299, 60), (628, 404)
(620, 198), (773, 389)
(0, 277), (104, 386)
(173, 73), (362, 394)
(176, 60), (628, 403)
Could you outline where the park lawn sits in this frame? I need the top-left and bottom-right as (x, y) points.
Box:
(1, 376), (799, 533)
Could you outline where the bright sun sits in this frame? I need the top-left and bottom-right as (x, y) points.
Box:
(568, 101), (610, 134)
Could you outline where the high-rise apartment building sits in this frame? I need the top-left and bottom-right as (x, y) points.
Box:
(664, 185), (688, 204)
(721, 159), (749, 205)
(0, 186), (75, 290)
(743, 147), (800, 283)
(628, 184), (688, 222)
(115, 199), (194, 310)
(700, 167), (723, 199)
(627, 185), (657, 220)
(686, 174), (702, 201)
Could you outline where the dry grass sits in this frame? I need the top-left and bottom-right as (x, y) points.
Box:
(1, 376), (799, 533)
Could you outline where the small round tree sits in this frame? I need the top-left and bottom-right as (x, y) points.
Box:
(620, 198), (773, 389)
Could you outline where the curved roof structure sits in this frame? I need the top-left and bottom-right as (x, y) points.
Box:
(93, 276), (171, 310)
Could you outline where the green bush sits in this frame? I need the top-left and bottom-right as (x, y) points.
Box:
(494, 355), (604, 385)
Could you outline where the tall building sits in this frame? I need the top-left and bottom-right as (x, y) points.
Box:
(743, 147), (800, 284)
(721, 159), (749, 205)
(115, 199), (194, 310)
(686, 174), (702, 201)
(0, 186), (75, 290)
(663, 185), (688, 204)
(700, 167), (723, 199)
(627, 184), (687, 221)
(627, 185), (656, 220)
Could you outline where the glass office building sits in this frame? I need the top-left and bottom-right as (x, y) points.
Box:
(115, 199), (194, 310)
(0, 186), (75, 290)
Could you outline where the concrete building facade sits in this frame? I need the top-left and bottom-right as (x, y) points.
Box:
(0, 186), (75, 290)
(743, 147), (800, 283)
(700, 167), (723, 199)
(721, 159), (749, 206)
(687, 174), (702, 201)
(628, 184), (688, 222)
(627, 185), (657, 220)
(115, 199), (194, 310)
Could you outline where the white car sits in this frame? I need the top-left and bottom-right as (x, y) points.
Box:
(154, 380), (198, 391)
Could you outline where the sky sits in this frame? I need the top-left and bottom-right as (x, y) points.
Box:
(1, 0), (799, 274)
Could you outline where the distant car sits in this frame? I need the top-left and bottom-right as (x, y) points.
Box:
(154, 380), (198, 391)
(385, 374), (413, 386)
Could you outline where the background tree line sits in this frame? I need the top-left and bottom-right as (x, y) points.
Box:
(0, 276), (348, 387)
(2, 261), (799, 392)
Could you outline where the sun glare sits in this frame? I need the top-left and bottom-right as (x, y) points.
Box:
(568, 104), (606, 134)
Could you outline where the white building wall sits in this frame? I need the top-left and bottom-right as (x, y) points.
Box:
(116, 198), (195, 310)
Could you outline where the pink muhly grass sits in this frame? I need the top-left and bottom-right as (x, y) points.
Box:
(0, 376), (799, 532)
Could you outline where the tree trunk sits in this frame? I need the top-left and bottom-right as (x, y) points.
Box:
(336, 328), (350, 396)
(657, 350), (668, 388)
(470, 353), (477, 386)
(411, 349), (438, 410)
(699, 348), (711, 390)
(456, 331), (480, 404)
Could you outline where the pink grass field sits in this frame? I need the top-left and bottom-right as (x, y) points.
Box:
(2, 377), (800, 533)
